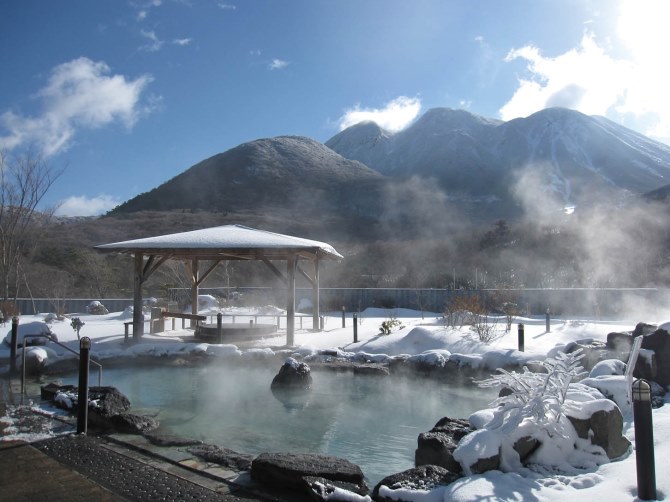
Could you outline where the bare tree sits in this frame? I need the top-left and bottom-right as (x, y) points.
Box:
(0, 149), (63, 300)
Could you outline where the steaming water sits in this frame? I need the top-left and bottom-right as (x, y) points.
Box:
(61, 364), (495, 486)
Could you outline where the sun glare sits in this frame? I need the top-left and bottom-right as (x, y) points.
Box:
(618, 0), (670, 62)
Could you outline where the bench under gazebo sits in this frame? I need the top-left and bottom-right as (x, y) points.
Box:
(95, 224), (343, 345)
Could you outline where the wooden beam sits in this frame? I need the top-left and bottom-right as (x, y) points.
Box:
(297, 264), (315, 287)
(143, 254), (173, 280)
(196, 260), (221, 286)
(262, 258), (288, 286)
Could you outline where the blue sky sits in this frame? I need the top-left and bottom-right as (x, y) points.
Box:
(1, 0), (668, 216)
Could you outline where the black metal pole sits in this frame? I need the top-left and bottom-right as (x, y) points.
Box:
(633, 379), (657, 501)
(545, 308), (551, 333)
(217, 313), (223, 344)
(77, 337), (91, 434)
(341, 306), (346, 328)
(353, 313), (358, 343)
(517, 323), (524, 352)
(9, 316), (19, 376)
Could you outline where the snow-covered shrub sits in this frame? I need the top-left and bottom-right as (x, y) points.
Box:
(476, 350), (587, 435)
(87, 301), (108, 315)
(43, 313), (59, 323)
(453, 350), (604, 474)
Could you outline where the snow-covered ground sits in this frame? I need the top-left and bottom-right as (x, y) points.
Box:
(1, 306), (668, 501)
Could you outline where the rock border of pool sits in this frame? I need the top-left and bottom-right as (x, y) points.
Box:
(11, 322), (669, 501)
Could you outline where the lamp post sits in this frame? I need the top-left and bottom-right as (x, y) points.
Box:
(632, 379), (656, 501)
(77, 337), (91, 434)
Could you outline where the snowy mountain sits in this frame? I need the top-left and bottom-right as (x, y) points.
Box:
(110, 109), (670, 238)
(327, 107), (670, 210)
(110, 136), (391, 238)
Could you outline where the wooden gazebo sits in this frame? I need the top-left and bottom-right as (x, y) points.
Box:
(95, 225), (343, 345)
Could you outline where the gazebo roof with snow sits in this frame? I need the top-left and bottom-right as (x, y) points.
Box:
(96, 224), (343, 261)
(96, 225), (342, 345)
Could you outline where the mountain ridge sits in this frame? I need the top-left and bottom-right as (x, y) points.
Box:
(327, 107), (670, 209)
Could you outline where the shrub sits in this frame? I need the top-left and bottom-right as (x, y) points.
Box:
(379, 318), (404, 335)
(476, 349), (587, 434)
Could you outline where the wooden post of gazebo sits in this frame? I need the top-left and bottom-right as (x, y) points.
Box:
(287, 255), (296, 346)
(190, 258), (199, 328)
(312, 257), (320, 331)
(133, 252), (144, 340)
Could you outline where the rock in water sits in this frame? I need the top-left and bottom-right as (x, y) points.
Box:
(271, 357), (313, 391)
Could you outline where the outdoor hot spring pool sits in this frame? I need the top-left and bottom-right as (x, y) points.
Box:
(56, 363), (495, 485)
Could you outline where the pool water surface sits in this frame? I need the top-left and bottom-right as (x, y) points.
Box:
(61, 363), (495, 486)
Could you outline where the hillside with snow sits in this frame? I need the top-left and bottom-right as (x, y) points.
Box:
(327, 107), (670, 212)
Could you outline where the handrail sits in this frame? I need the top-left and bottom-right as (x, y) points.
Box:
(20, 334), (103, 404)
(625, 335), (644, 411)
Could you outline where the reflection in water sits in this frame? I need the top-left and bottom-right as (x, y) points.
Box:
(60, 363), (494, 486)
(270, 386), (312, 412)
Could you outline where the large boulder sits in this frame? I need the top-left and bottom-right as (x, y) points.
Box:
(187, 444), (254, 471)
(251, 452), (366, 493)
(641, 328), (670, 387)
(563, 339), (607, 371)
(606, 331), (632, 353)
(373, 465), (460, 502)
(107, 413), (159, 434)
(415, 417), (472, 473)
(633, 322), (658, 338)
(87, 386), (132, 417)
(41, 383), (158, 435)
(566, 401), (631, 460)
(271, 357), (313, 391)
(3, 321), (56, 346)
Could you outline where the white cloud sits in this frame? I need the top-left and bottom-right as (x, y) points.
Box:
(500, 34), (631, 120)
(173, 38), (192, 46)
(0, 57), (153, 156)
(140, 29), (164, 52)
(337, 96), (422, 133)
(268, 59), (289, 70)
(500, 1), (670, 143)
(55, 194), (122, 217)
(218, 3), (236, 10)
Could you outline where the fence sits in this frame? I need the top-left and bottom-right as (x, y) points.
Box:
(7, 287), (668, 318)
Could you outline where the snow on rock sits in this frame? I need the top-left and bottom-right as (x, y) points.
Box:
(448, 353), (482, 369)
(407, 350), (451, 367)
(453, 428), (502, 475)
(479, 349), (543, 371)
(200, 344), (241, 358)
(589, 359), (626, 378)
(580, 376), (630, 412)
(241, 347), (275, 360)
(468, 409), (496, 430)
(3, 321), (55, 346)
